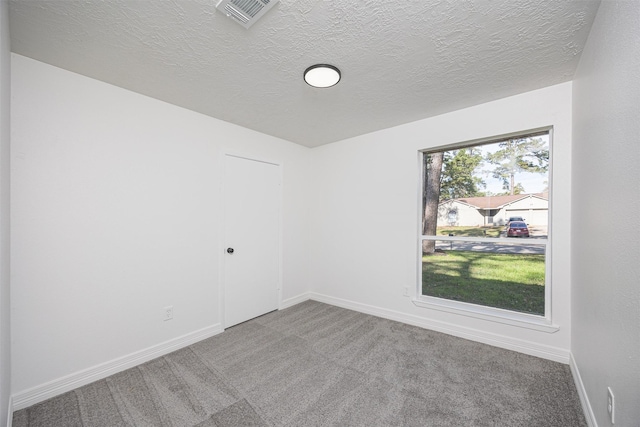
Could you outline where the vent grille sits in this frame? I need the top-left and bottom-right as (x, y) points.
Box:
(216, 0), (278, 29)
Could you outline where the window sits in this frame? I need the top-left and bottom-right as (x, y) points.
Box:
(418, 129), (552, 327)
(447, 209), (458, 225)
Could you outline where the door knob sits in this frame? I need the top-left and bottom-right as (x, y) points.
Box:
(227, 248), (234, 254)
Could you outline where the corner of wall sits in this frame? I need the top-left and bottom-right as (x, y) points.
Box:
(0, 0), (11, 425)
(4, 396), (11, 427)
(569, 353), (597, 427)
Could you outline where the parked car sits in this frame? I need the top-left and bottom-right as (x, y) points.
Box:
(508, 216), (525, 223)
(506, 221), (530, 237)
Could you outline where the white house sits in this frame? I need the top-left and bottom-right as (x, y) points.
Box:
(438, 193), (549, 227)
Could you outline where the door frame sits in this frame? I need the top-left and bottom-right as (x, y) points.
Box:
(219, 150), (283, 329)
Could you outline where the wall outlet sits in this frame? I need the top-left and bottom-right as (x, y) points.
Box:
(163, 305), (173, 321)
(607, 387), (615, 424)
(403, 287), (410, 297)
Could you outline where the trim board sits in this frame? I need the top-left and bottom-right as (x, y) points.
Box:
(6, 395), (12, 427)
(280, 292), (311, 310)
(309, 292), (570, 364)
(11, 292), (575, 413)
(569, 353), (597, 427)
(11, 323), (222, 411)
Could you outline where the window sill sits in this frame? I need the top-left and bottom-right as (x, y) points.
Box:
(412, 296), (559, 333)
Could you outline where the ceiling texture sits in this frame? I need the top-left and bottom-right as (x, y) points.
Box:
(9, 0), (601, 147)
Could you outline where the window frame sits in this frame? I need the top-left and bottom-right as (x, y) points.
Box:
(415, 127), (558, 333)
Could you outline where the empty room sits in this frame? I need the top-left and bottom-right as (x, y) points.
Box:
(0, 0), (638, 426)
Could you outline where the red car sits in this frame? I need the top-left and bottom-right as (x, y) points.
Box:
(506, 221), (530, 237)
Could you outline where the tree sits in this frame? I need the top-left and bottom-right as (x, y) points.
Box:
(492, 183), (525, 196)
(440, 148), (485, 200)
(422, 148), (486, 253)
(512, 183), (525, 195)
(485, 137), (549, 195)
(422, 152), (443, 253)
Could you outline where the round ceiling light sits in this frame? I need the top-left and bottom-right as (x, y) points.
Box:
(304, 64), (341, 88)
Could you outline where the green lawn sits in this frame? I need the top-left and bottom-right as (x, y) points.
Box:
(435, 226), (503, 238)
(422, 250), (545, 315)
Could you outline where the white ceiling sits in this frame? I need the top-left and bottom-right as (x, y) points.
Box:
(8, 0), (600, 147)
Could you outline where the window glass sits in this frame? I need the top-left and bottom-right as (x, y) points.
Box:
(421, 132), (550, 316)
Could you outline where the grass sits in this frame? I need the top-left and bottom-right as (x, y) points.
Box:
(422, 250), (545, 314)
(435, 226), (503, 238)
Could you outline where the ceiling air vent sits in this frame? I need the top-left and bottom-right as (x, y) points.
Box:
(216, 0), (279, 29)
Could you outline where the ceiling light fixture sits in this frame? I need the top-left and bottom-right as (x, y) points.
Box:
(304, 64), (341, 88)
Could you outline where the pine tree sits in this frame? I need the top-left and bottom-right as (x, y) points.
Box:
(485, 137), (548, 195)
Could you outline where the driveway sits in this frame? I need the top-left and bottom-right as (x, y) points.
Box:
(498, 224), (547, 239)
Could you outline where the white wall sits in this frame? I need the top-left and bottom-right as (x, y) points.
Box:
(0, 0), (11, 425)
(437, 201), (484, 227)
(10, 54), (310, 399)
(310, 82), (573, 361)
(571, 1), (640, 425)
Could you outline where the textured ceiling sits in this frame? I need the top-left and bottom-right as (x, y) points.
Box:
(9, 0), (600, 147)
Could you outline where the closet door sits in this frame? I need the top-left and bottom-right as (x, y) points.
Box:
(223, 154), (280, 327)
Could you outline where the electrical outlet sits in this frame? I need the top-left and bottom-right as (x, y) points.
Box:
(163, 305), (173, 321)
(403, 287), (409, 297)
(607, 387), (615, 424)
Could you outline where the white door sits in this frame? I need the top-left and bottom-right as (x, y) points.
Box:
(223, 154), (280, 328)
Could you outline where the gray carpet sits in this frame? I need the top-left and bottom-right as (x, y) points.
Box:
(13, 300), (587, 426)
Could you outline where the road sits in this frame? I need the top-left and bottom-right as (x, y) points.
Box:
(435, 238), (545, 254)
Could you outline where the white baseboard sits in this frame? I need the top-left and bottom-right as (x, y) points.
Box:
(11, 323), (223, 411)
(569, 353), (597, 427)
(309, 292), (570, 364)
(6, 395), (12, 427)
(280, 292), (310, 310)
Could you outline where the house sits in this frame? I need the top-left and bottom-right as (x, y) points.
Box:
(1, 1), (639, 427)
(439, 193), (549, 227)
